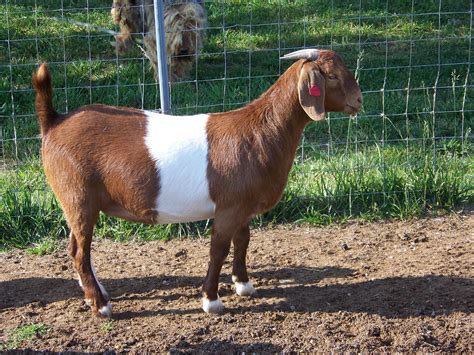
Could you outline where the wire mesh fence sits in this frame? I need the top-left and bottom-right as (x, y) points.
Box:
(0, 1), (472, 246)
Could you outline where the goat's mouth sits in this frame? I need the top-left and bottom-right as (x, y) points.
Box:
(345, 104), (360, 115)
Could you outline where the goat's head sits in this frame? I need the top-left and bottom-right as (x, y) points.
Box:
(282, 48), (362, 120)
(164, 2), (207, 81)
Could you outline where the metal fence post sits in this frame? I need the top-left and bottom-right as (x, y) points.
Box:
(153, 0), (171, 114)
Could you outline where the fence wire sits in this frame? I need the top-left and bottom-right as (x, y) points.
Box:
(0, 0), (472, 228)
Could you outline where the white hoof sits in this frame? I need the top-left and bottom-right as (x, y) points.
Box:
(232, 275), (256, 296)
(98, 302), (112, 318)
(202, 296), (224, 314)
(234, 281), (256, 296)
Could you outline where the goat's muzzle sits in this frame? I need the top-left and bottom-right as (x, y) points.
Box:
(345, 95), (362, 115)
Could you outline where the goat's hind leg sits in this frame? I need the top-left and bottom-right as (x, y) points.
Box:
(66, 208), (111, 317)
(232, 224), (256, 296)
(69, 231), (110, 302)
(67, 232), (81, 288)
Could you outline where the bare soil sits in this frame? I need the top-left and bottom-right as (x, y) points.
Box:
(1, 214), (473, 353)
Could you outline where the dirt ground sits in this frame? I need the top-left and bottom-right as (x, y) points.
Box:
(1, 214), (473, 353)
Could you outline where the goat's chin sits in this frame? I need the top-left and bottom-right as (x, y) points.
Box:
(344, 105), (360, 116)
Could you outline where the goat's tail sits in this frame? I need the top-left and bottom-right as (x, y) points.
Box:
(32, 63), (57, 135)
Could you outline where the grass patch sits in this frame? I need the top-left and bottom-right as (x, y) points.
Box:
(0, 1), (472, 249)
(100, 320), (114, 334)
(272, 140), (473, 224)
(1, 138), (471, 250)
(26, 237), (61, 255)
(1, 323), (48, 350)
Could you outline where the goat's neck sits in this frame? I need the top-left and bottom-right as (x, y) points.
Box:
(266, 82), (309, 137)
(244, 70), (310, 161)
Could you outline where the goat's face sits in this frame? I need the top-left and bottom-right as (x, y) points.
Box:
(298, 50), (362, 121)
(165, 2), (206, 81)
(168, 27), (201, 81)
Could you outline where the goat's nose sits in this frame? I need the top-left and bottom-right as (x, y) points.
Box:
(357, 97), (362, 104)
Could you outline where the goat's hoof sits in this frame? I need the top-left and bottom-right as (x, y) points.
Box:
(232, 276), (256, 296)
(202, 296), (224, 314)
(97, 302), (113, 318)
(234, 281), (256, 296)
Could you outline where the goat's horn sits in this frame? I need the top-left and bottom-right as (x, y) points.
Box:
(280, 49), (320, 61)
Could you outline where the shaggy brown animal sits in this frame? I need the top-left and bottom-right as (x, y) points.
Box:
(111, 0), (206, 81)
(32, 49), (362, 318)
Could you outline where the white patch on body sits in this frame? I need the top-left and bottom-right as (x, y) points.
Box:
(99, 302), (112, 318)
(232, 276), (256, 296)
(202, 296), (224, 314)
(144, 111), (215, 224)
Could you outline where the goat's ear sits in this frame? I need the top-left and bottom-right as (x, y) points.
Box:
(298, 61), (326, 121)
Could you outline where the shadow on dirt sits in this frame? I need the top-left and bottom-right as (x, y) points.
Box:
(13, 341), (283, 354)
(250, 265), (355, 283)
(1, 266), (472, 319)
(168, 339), (283, 353)
(242, 275), (474, 318)
(0, 275), (201, 310)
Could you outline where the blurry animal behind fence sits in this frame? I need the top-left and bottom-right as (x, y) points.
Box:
(111, 0), (207, 81)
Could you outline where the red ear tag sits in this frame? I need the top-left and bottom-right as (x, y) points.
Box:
(309, 85), (321, 97)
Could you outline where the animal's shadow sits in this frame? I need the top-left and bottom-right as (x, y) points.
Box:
(0, 274), (200, 310)
(244, 274), (473, 318)
(168, 339), (283, 354)
(14, 340), (283, 354)
(1, 266), (472, 319)
(0, 266), (348, 310)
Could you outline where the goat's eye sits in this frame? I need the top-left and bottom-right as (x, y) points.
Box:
(328, 73), (337, 80)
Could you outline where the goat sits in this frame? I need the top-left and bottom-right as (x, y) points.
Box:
(32, 48), (362, 317)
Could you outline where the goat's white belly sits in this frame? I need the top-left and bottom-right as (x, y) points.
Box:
(144, 111), (215, 224)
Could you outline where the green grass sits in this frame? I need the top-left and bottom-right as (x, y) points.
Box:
(0, 323), (48, 350)
(0, 1), (473, 250)
(100, 320), (115, 334)
(1, 136), (472, 250)
(26, 237), (61, 255)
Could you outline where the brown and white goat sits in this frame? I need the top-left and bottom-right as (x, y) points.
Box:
(32, 49), (362, 317)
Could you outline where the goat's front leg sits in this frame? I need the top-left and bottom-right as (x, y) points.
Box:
(201, 213), (237, 313)
(232, 224), (256, 296)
